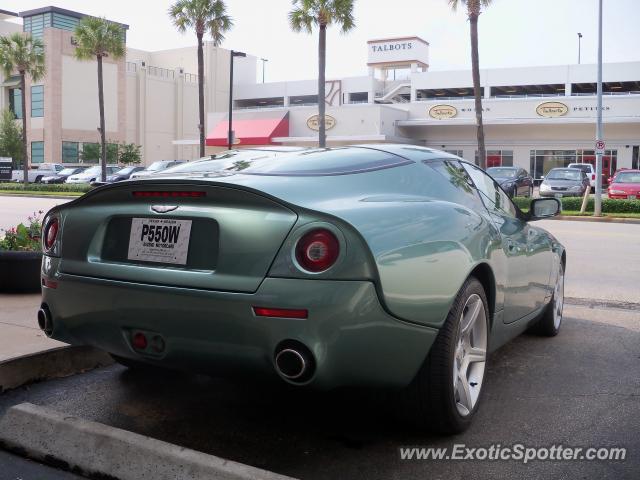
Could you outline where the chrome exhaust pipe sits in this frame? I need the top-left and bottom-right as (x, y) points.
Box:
(274, 343), (314, 382)
(37, 306), (53, 337)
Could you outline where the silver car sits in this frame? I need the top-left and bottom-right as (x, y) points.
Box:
(129, 161), (185, 179)
(539, 168), (590, 197)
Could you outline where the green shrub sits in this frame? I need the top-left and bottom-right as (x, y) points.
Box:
(513, 196), (640, 214)
(0, 182), (92, 193)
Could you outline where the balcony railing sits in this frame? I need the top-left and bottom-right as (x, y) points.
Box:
(147, 66), (175, 80)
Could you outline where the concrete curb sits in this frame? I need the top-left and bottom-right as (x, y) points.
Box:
(550, 215), (640, 224)
(0, 193), (81, 200)
(0, 346), (114, 393)
(0, 403), (297, 480)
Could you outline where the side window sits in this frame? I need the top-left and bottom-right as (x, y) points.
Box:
(426, 159), (485, 211)
(462, 163), (518, 218)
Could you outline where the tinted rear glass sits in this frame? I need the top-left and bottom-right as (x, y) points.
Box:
(232, 147), (413, 176)
(569, 164), (591, 173)
(547, 169), (582, 181)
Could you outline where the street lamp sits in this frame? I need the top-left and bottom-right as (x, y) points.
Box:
(228, 50), (246, 150)
(260, 58), (268, 83)
(577, 32), (583, 64)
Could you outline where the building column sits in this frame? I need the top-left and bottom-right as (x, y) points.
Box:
(175, 68), (184, 159)
(565, 81), (572, 96)
(137, 61), (147, 163)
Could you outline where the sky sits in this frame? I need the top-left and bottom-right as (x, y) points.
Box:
(2, 0), (639, 82)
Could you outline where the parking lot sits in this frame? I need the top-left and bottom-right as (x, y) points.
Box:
(0, 196), (639, 479)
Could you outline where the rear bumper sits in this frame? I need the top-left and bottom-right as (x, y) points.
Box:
(41, 264), (437, 390)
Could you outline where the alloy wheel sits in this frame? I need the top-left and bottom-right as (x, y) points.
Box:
(553, 263), (565, 329)
(453, 294), (488, 417)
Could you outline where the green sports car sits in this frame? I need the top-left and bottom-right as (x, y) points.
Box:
(38, 145), (565, 433)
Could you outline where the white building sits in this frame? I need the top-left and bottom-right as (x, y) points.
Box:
(217, 36), (640, 180)
(1, 7), (638, 179)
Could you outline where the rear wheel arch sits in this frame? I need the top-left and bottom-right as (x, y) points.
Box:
(468, 263), (496, 328)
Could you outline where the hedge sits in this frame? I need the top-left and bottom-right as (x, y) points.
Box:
(513, 196), (640, 214)
(0, 182), (93, 193)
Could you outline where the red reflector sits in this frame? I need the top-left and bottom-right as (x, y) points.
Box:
(132, 191), (206, 198)
(132, 332), (148, 350)
(592, 174), (596, 180)
(253, 307), (308, 319)
(41, 277), (58, 289)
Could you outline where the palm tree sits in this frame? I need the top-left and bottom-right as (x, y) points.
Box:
(74, 17), (125, 182)
(449, 0), (491, 169)
(289, 0), (355, 148)
(0, 33), (45, 186)
(169, 0), (233, 158)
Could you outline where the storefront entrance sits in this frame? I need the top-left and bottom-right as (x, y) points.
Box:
(529, 149), (618, 182)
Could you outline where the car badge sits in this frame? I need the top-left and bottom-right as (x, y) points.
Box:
(151, 205), (179, 214)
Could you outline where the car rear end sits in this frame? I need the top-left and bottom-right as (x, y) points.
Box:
(39, 180), (436, 389)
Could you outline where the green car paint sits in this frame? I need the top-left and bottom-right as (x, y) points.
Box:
(40, 144), (564, 388)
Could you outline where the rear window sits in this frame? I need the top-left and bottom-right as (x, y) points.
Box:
(569, 164), (591, 173)
(613, 172), (640, 183)
(233, 147), (413, 176)
(547, 169), (582, 181)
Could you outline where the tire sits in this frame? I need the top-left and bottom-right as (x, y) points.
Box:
(35, 176), (43, 183)
(531, 261), (565, 337)
(401, 277), (489, 434)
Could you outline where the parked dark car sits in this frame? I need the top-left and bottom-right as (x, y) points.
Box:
(539, 168), (590, 197)
(105, 166), (146, 183)
(41, 167), (87, 184)
(486, 166), (534, 198)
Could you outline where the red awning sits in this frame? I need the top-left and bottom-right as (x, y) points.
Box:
(206, 111), (289, 147)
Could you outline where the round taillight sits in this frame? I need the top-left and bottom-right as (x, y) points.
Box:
(132, 332), (148, 350)
(295, 229), (340, 273)
(44, 218), (59, 251)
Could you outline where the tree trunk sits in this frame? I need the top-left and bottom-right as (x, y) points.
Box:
(469, 14), (486, 169)
(19, 72), (28, 186)
(197, 32), (205, 158)
(97, 55), (107, 182)
(318, 24), (327, 148)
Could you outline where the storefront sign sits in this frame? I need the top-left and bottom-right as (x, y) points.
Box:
(536, 102), (569, 118)
(0, 158), (11, 180)
(429, 105), (458, 120)
(307, 114), (336, 131)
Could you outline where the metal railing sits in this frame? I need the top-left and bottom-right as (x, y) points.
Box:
(491, 93), (565, 99)
(183, 72), (199, 83)
(147, 65), (175, 80)
(415, 96), (476, 101)
(572, 91), (640, 96)
(125, 61), (137, 73)
(235, 104), (285, 110)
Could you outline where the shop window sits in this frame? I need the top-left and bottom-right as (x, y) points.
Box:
(31, 85), (44, 117)
(31, 141), (44, 164)
(444, 150), (464, 158)
(475, 150), (514, 168)
(9, 88), (22, 119)
(62, 142), (79, 163)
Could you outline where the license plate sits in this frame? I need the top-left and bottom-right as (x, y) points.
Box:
(628, 195), (637, 200)
(127, 218), (192, 265)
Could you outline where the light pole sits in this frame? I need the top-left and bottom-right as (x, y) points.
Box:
(228, 50), (246, 150)
(577, 32), (583, 64)
(260, 58), (268, 83)
(594, 0), (603, 216)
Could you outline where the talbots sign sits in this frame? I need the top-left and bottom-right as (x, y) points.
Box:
(536, 102), (569, 118)
(429, 105), (458, 120)
(307, 114), (336, 131)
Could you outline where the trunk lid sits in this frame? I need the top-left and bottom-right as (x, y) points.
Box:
(58, 181), (297, 292)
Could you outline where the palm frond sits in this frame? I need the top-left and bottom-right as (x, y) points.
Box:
(73, 16), (125, 60)
(0, 33), (46, 80)
(169, 0), (233, 41)
(289, 0), (354, 33)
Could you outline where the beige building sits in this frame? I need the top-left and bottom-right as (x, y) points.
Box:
(0, 6), (256, 166)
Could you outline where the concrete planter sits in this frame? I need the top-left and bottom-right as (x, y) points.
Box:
(0, 251), (42, 293)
